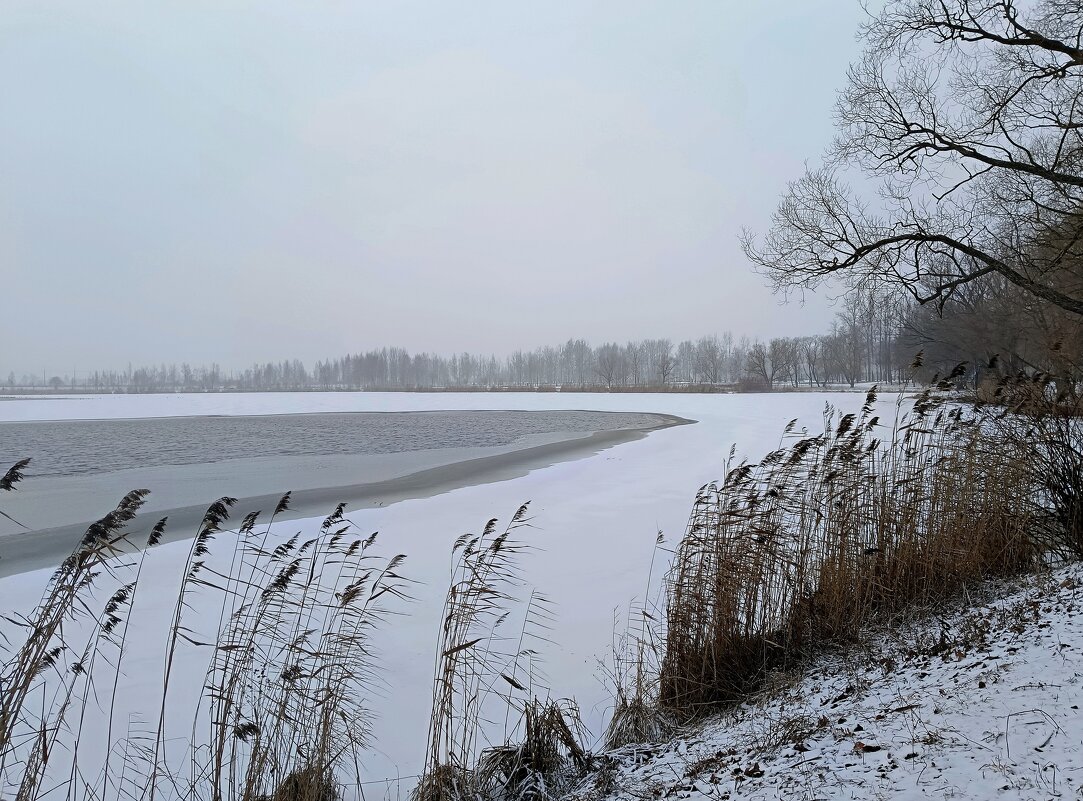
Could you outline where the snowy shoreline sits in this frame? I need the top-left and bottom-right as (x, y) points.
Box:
(568, 562), (1083, 801)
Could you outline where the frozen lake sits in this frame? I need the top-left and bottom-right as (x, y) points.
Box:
(0, 390), (899, 798)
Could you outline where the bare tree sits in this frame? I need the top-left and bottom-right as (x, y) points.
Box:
(799, 336), (823, 388)
(745, 341), (792, 389)
(903, 269), (1083, 390)
(594, 343), (624, 389)
(822, 323), (865, 388)
(743, 0), (1083, 315)
(676, 339), (696, 383)
(771, 338), (801, 387)
(643, 339), (676, 385)
(626, 341), (644, 386)
(694, 336), (724, 384)
(657, 340), (677, 384)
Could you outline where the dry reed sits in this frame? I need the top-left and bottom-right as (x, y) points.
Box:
(601, 533), (672, 750)
(659, 383), (1043, 717)
(415, 504), (590, 801)
(0, 467), (410, 801)
(415, 504), (534, 801)
(475, 698), (588, 801)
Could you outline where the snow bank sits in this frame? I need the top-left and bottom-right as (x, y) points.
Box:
(570, 564), (1083, 801)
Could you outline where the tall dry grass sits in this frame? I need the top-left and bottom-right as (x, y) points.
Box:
(415, 504), (534, 801)
(600, 533), (671, 751)
(414, 505), (590, 801)
(0, 467), (409, 801)
(659, 383), (1045, 717)
(974, 370), (1083, 556)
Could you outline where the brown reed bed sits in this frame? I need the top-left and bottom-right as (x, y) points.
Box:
(659, 383), (1051, 718)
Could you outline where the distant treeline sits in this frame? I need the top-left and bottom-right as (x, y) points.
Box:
(5, 291), (1005, 394)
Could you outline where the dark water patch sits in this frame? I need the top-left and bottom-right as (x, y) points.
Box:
(0, 410), (667, 479)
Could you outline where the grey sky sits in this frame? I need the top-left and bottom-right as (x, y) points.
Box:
(1, 2), (868, 374)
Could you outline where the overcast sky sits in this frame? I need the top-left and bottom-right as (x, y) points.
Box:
(1, 2), (869, 374)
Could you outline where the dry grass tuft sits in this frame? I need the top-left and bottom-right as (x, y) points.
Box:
(476, 699), (589, 801)
(603, 697), (671, 751)
(262, 764), (339, 801)
(412, 764), (475, 801)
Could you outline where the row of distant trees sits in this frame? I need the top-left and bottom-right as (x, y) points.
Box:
(15, 280), (1073, 394)
(7, 293), (933, 394)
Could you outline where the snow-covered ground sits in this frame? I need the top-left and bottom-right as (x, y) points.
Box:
(0, 390), (873, 423)
(0, 391), (905, 796)
(571, 563), (1083, 801)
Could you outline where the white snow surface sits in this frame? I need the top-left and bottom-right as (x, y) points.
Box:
(0, 391), (905, 797)
(569, 564), (1083, 801)
(0, 391), (869, 423)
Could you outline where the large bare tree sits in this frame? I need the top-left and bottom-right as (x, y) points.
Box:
(743, 0), (1083, 314)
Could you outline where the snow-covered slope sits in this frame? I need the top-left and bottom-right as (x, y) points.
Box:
(568, 564), (1083, 801)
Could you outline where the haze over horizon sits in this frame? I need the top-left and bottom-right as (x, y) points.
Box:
(2, 2), (868, 375)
